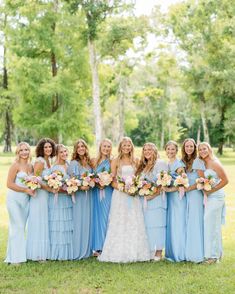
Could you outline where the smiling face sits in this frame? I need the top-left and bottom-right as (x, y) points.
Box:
(121, 140), (133, 155)
(100, 140), (112, 157)
(43, 142), (53, 157)
(166, 143), (177, 159)
(77, 142), (86, 157)
(18, 144), (30, 160)
(57, 147), (68, 161)
(198, 144), (210, 159)
(143, 145), (154, 161)
(184, 140), (195, 156)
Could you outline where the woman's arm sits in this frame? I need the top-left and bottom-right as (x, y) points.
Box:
(206, 162), (228, 195)
(7, 164), (34, 196)
(111, 158), (118, 189)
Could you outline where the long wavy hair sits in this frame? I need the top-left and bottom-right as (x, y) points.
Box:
(71, 139), (92, 167)
(117, 137), (135, 170)
(198, 142), (215, 160)
(15, 142), (31, 163)
(181, 138), (197, 172)
(35, 138), (56, 158)
(136, 142), (159, 175)
(94, 138), (112, 169)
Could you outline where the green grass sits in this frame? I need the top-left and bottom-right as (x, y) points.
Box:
(0, 148), (235, 293)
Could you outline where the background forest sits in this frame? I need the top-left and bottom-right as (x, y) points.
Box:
(0, 0), (234, 154)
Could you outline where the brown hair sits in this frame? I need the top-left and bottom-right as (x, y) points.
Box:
(181, 138), (197, 172)
(15, 142), (31, 163)
(35, 138), (56, 158)
(71, 139), (92, 167)
(94, 138), (112, 168)
(136, 143), (159, 175)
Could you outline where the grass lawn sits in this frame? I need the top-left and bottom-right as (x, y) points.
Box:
(0, 148), (234, 294)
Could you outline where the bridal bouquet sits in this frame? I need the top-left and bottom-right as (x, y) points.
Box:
(173, 172), (189, 199)
(64, 177), (82, 203)
(44, 170), (64, 202)
(117, 175), (138, 196)
(196, 175), (215, 205)
(22, 175), (42, 194)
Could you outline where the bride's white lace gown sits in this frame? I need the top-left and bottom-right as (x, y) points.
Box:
(98, 165), (150, 263)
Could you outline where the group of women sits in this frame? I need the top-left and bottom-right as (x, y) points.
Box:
(5, 136), (228, 265)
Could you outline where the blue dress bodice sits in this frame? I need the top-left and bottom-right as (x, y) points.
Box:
(204, 168), (225, 199)
(68, 160), (92, 177)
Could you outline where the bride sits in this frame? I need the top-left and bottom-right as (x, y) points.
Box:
(98, 137), (150, 263)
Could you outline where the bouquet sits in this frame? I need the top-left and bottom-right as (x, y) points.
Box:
(196, 175), (215, 205)
(80, 172), (96, 189)
(95, 170), (113, 200)
(22, 175), (42, 195)
(44, 170), (64, 202)
(64, 177), (82, 203)
(173, 172), (189, 199)
(136, 177), (156, 197)
(156, 171), (172, 199)
(117, 175), (138, 196)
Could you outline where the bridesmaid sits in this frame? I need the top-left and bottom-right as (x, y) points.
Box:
(5, 142), (34, 265)
(181, 138), (205, 263)
(92, 139), (113, 256)
(198, 142), (228, 264)
(48, 144), (73, 260)
(27, 138), (56, 261)
(164, 140), (186, 262)
(67, 139), (93, 260)
(136, 143), (168, 261)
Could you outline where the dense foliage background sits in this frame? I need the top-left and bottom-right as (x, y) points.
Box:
(0, 0), (234, 154)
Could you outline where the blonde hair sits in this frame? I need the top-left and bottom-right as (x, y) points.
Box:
(15, 142), (31, 163)
(56, 144), (68, 157)
(198, 142), (215, 160)
(117, 137), (135, 169)
(165, 140), (178, 152)
(94, 138), (112, 168)
(71, 139), (92, 167)
(136, 142), (159, 175)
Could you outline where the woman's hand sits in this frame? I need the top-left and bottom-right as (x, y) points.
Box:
(80, 186), (90, 191)
(25, 188), (35, 197)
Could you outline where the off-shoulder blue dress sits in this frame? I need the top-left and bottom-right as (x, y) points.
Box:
(204, 168), (225, 260)
(5, 171), (30, 263)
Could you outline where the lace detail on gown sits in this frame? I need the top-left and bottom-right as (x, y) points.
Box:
(98, 165), (150, 263)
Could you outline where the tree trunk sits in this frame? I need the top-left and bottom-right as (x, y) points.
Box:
(88, 38), (102, 148)
(2, 14), (13, 153)
(217, 105), (226, 155)
(197, 125), (201, 144)
(200, 99), (210, 143)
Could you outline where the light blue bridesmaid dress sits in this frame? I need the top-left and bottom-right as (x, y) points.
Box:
(204, 168), (225, 260)
(48, 164), (73, 260)
(5, 171), (30, 263)
(140, 160), (168, 259)
(185, 158), (205, 263)
(92, 159), (113, 252)
(165, 159), (186, 262)
(26, 157), (51, 260)
(67, 160), (92, 260)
